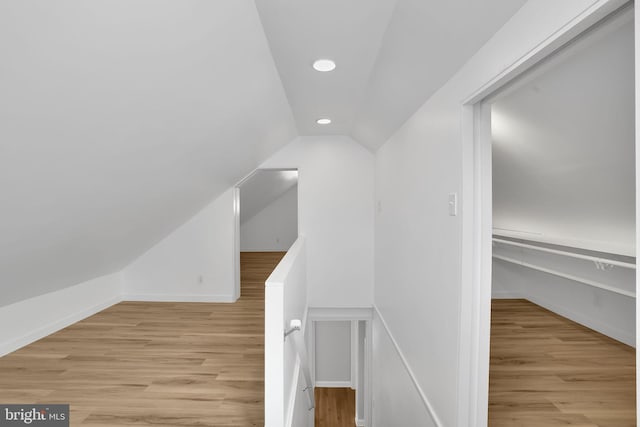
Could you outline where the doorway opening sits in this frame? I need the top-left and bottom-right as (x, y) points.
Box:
(234, 169), (299, 300)
(460, 3), (637, 426)
(310, 315), (372, 427)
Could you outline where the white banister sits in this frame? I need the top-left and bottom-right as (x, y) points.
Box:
(285, 319), (315, 410)
(265, 237), (313, 427)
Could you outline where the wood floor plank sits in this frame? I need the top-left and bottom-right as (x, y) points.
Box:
(314, 387), (356, 427)
(0, 251), (285, 427)
(489, 299), (636, 427)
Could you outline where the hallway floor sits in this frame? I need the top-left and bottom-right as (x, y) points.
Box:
(315, 387), (356, 427)
(489, 299), (636, 427)
(0, 251), (285, 426)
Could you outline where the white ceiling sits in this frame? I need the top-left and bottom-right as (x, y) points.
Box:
(492, 14), (635, 256)
(0, 0), (296, 305)
(254, 0), (398, 137)
(239, 170), (298, 225)
(0, 0), (531, 305)
(256, 0), (528, 150)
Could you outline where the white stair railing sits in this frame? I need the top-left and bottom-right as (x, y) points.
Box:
(265, 237), (312, 427)
(285, 319), (315, 410)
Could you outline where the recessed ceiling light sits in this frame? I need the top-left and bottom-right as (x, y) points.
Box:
(316, 118), (332, 125)
(313, 59), (336, 72)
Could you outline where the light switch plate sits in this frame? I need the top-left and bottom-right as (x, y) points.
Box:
(448, 193), (458, 216)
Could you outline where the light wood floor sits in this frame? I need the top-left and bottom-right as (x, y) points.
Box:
(0, 251), (285, 427)
(315, 387), (356, 427)
(489, 299), (636, 427)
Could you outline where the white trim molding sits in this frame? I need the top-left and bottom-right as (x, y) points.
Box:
(315, 381), (352, 388)
(124, 294), (236, 303)
(0, 273), (123, 357)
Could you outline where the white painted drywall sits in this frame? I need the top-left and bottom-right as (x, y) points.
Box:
(264, 238), (309, 427)
(372, 310), (436, 427)
(122, 134), (374, 307)
(492, 18), (635, 256)
(240, 185), (298, 252)
(373, 1), (619, 425)
(315, 321), (352, 385)
(0, 272), (122, 356)
(122, 189), (236, 302)
(0, 0), (296, 307)
(261, 136), (375, 307)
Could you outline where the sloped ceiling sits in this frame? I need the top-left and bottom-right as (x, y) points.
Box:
(256, 0), (527, 150)
(1, 0), (529, 305)
(492, 15), (635, 256)
(0, 0), (296, 305)
(239, 170), (298, 225)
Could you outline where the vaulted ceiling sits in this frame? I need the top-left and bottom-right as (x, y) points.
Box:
(0, 0), (526, 304)
(256, 0), (527, 150)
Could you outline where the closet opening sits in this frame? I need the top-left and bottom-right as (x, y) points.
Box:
(489, 7), (635, 426)
(459, 3), (637, 425)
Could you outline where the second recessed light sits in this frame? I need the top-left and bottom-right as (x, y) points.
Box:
(313, 59), (336, 72)
(316, 118), (332, 125)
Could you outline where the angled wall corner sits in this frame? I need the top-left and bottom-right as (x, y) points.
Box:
(122, 189), (237, 303)
(0, 272), (123, 357)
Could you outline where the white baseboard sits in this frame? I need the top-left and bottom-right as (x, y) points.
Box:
(0, 279), (242, 357)
(356, 417), (365, 426)
(0, 273), (123, 357)
(124, 293), (237, 303)
(491, 290), (524, 299)
(524, 294), (635, 347)
(315, 381), (352, 388)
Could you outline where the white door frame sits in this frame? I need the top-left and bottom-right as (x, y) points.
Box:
(458, 1), (633, 425)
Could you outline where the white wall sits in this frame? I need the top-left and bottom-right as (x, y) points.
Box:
(314, 321), (352, 386)
(121, 134), (374, 308)
(240, 185), (298, 252)
(123, 189), (236, 302)
(492, 244), (636, 346)
(0, 273), (122, 356)
(261, 135), (375, 308)
(492, 17), (635, 256)
(491, 258), (526, 299)
(372, 310), (436, 427)
(373, 1), (622, 426)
